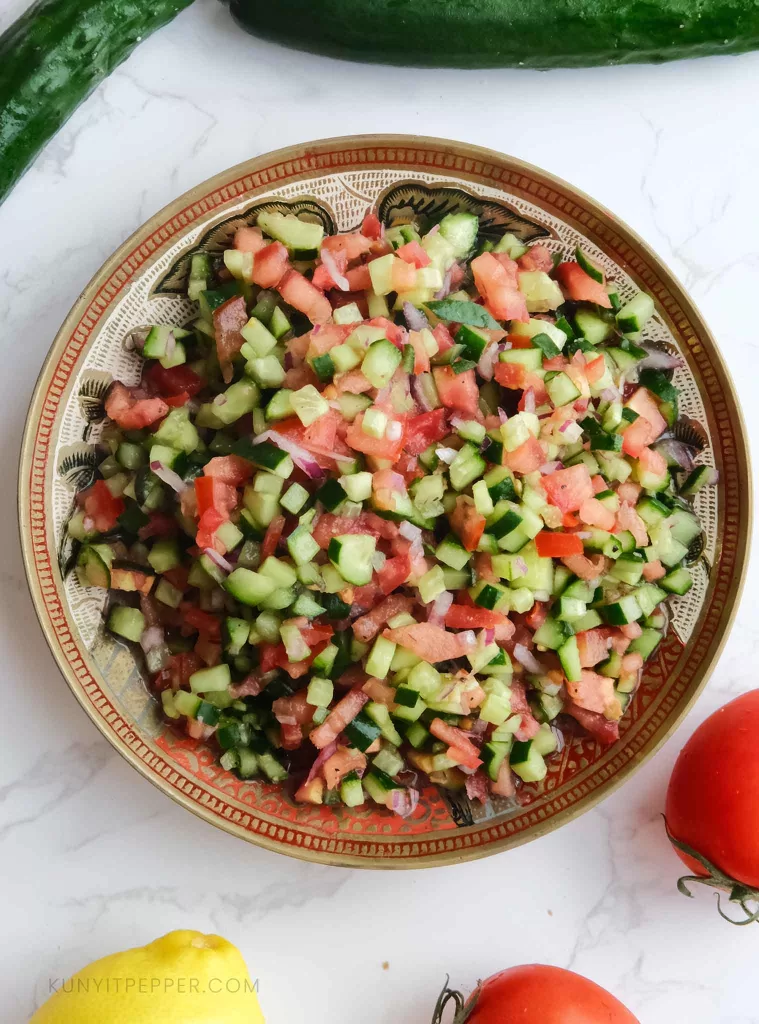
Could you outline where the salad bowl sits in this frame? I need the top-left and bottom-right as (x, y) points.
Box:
(19, 135), (750, 867)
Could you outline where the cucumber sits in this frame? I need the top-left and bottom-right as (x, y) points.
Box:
(202, 0), (740, 71)
(0, 0), (193, 204)
(328, 533), (377, 586)
(257, 211), (324, 252)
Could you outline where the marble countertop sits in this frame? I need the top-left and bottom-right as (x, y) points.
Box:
(2, 2), (758, 1020)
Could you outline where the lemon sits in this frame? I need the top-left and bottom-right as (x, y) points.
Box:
(31, 930), (265, 1023)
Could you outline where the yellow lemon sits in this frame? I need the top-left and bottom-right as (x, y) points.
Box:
(31, 929), (265, 1023)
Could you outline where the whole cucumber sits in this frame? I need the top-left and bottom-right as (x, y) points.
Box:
(0, 0), (194, 205)
(227, 0), (759, 68)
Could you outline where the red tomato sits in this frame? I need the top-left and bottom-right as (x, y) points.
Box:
(449, 496), (486, 552)
(503, 436), (545, 474)
(666, 691), (759, 899)
(181, 604), (221, 640)
(377, 554), (411, 595)
(250, 240), (289, 288)
(555, 262), (612, 307)
(622, 387), (667, 457)
(516, 244), (554, 272)
(213, 294), (249, 383)
(407, 330), (430, 373)
(345, 264), (372, 292)
(144, 362), (204, 399)
(312, 511), (398, 549)
(234, 226), (266, 252)
(585, 355), (607, 384)
(80, 479), (124, 533)
(323, 231), (373, 260)
(396, 240), (431, 267)
(203, 455), (253, 486)
(471, 251), (529, 322)
(534, 531), (584, 558)
(452, 965), (638, 1024)
(404, 408), (449, 456)
(138, 511), (177, 541)
(195, 508), (225, 550)
(564, 702), (620, 745)
(105, 382), (168, 431)
(429, 717), (482, 768)
(261, 514), (286, 559)
(506, 333), (536, 350)
(277, 269), (332, 325)
(444, 605), (507, 629)
(361, 210), (383, 240)
(345, 413), (406, 461)
(194, 475), (237, 518)
(542, 464), (595, 513)
(494, 360), (526, 390)
(432, 323), (455, 352)
(433, 366), (479, 417)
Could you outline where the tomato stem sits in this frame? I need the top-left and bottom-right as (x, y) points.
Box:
(664, 816), (759, 925)
(431, 976), (468, 1024)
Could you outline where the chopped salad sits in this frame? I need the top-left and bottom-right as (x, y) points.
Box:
(72, 205), (716, 815)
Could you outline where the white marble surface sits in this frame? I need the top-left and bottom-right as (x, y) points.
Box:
(2, 2), (758, 1020)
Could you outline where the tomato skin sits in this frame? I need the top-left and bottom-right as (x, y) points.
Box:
(555, 262), (612, 308)
(404, 408), (448, 456)
(534, 530), (584, 558)
(433, 365), (479, 417)
(461, 965), (638, 1024)
(666, 691), (759, 888)
(143, 362), (204, 399)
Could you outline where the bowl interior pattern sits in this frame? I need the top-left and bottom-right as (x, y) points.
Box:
(20, 138), (748, 867)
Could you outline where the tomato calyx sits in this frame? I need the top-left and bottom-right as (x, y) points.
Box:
(431, 976), (476, 1024)
(664, 816), (759, 925)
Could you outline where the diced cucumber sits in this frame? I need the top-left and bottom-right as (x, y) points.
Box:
(660, 567), (693, 595)
(224, 567), (276, 606)
(510, 740), (547, 782)
(107, 605), (144, 642)
(557, 634), (582, 682)
(365, 635), (396, 679)
(449, 442), (486, 491)
(616, 292), (655, 334)
(601, 594), (643, 626)
(328, 533), (377, 586)
(189, 663), (231, 694)
(438, 211), (479, 258)
(257, 211), (324, 253)
(340, 772), (365, 807)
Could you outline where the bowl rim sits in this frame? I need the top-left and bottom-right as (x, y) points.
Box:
(18, 134), (752, 868)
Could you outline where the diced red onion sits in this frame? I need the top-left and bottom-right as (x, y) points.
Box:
(403, 301), (429, 332)
(523, 389), (536, 413)
(477, 343), (499, 381)
(255, 430), (323, 479)
(209, 588), (225, 611)
(319, 246), (350, 292)
(483, 627), (495, 646)
(513, 557), (528, 578)
(533, 590), (551, 602)
(150, 460), (187, 494)
(560, 421), (583, 443)
(164, 330), (176, 360)
(427, 224), (440, 237)
(375, 385), (392, 405)
(386, 421), (403, 442)
(428, 590), (453, 626)
(459, 764), (479, 777)
(140, 625), (164, 653)
(501, 341), (513, 351)
(434, 268), (452, 300)
(600, 385), (622, 403)
(438, 678), (458, 700)
(576, 531), (593, 539)
(387, 471), (407, 492)
(435, 446), (458, 464)
(654, 438), (696, 471)
(306, 740), (337, 784)
(391, 787), (420, 818)
(203, 547), (234, 574)
(458, 630), (476, 648)
(129, 328), (148, 351)
(83, 515), (95, 532)
(410, 375), (434, 412)
(701, 467), (719, 485)
(498, 407), (509, 424)
(539, 461), (562, 475)
(638, 346), (683, 371)
(284, 351), (294, 371)
(213, 393), (227, 406)
(513, 643), (547, 674)
(371, 551), (387, 571)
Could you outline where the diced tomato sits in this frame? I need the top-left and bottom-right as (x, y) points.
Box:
(195, 508), (225, 551)
(396, 240), (431, 268)
(508, 679), (542, 741)
(503, 436), (545, 474)
(590, 474), (606, 495)
(144, 362), (204, 399)
(579, 497), (617, 532)
(346, 413), (406, 461)
(583, 355), (606, 385)
(620, 621), (643, 640)
(181, 604), (221, 640)
(576, 628), (614, 668)
(295, 777), (325, 804)
(525, 601), (549, 631)
(273, 690), (316, 728)
(323, 231), (373, 260)
(300, 624), (334, 647)
(444, 605), (508, 629)
(433, 366), (479, 417)
(382, 622), (475, 663)
(168, 651), (202, 689)
(362, 677), (396, 705)
(345, 264), (372, 292)
(622, 388), (667, 457)
(555, 262), (611, 308)
(312, 511), (397, 549)
(308, 324), (353, 358)
(494, 360), (526, 390)
(449, 495), (486, 552)
(361, 211), (383, 240)
(163, 566), (189, 591)
(490, 758), (516, 797)
(261, 514), (285, 560)
(194, 475), (237, 518)
(562, 511), (580, 529)
(310, 689), (369, 749)
(616, 501), (648, 546)
(353, 593), (414, 642)
(642, 559), (666, 581)
(376, 555), (411, 596)
(407, 330), (430, 373)
(617, 481), (642, 504)
(163, 391), (190, 408)
(638, 445), (668, 478)
(367, 316), (404, 347)
(429, 718), (482, 769)
(250, 240), (289, 288)
(203, 454), (253, 486)
(561, 551), (609, 581)
(567, 669), (619, 718)
(473, 552), (497, 584)
(471, 251), (528, 322)
(279, 723), (303, 750)
(432, 323), (455, 352)
(392, 255), (418, 291)
(213, 294), (249, 383)
(534, 531), (584, 558)
(323, 747), (367, 790)
(79, 479), (125, 533)
(277, 269), (332, 325)
(234, 226), (267, 253)
(516, 244), (554, 273)
(542, 463), (595, 513)
(195, 632), (221, 667)
(404, 408), (449, 456)
(105, 381), (168, 431)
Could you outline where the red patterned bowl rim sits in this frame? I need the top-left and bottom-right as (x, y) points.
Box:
(18, 136), (751, 868)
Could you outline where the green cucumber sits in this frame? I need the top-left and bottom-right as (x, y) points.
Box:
(0, 0), (194, 205)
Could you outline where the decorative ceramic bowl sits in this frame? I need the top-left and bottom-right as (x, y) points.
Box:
(19, 136), (750, 868)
